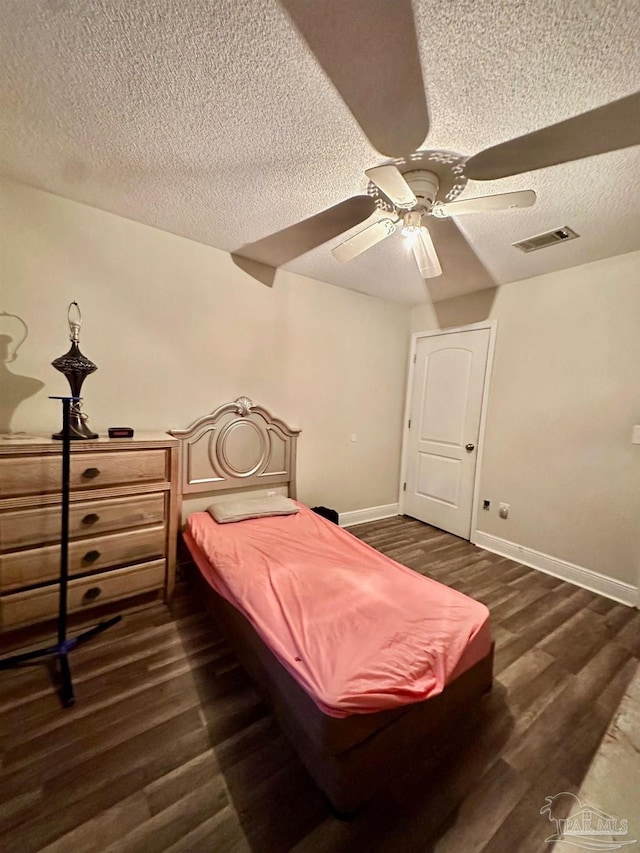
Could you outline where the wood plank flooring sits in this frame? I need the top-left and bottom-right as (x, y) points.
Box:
(1, 516), (638, 852)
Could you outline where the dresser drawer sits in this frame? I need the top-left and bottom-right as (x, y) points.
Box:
(0, 560), (166, 629)
(0, 493), (166, 551)
(0, 449), (168, 498)
(0, 526), (166, 591)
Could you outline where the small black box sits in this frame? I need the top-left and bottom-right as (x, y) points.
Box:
(311, 506), (339, 525)
(108, 427), (135, 438)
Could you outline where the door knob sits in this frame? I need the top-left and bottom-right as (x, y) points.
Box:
(465, 443), (475, 452)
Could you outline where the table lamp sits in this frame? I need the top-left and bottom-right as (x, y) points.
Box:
(51, 301), (98, 440)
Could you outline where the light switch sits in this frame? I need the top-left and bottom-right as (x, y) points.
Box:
(632, 425), (640, 445)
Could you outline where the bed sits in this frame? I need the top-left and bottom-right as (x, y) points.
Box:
(170, 397), (493, 815)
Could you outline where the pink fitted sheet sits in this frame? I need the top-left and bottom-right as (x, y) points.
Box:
(184, 505), (491, 718)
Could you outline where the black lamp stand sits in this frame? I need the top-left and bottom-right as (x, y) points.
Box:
(0, 396), (121, 707)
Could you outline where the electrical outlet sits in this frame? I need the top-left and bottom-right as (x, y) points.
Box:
(266, 490), (276, 497)
(499, 503), (510, 519)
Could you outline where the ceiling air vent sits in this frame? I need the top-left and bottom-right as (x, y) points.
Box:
(513, 226), (580, 253)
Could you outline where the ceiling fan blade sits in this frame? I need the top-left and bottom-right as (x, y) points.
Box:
(465, 92), (640, 181)
(412, 227), (442, 278)
(332, 217), (397, 263)
(232, 196), (376, 269)
(433, 190), (536, 218)
(365, 165), (417, 208)
(279, 0), (429, 157)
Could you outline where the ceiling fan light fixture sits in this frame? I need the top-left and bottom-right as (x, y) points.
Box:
(401, 209), (423, 237)
(413, 226), (443, 278)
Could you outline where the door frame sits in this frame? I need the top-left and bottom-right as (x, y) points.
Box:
(399, 319), (498, 544)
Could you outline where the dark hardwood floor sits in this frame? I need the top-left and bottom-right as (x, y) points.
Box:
(1, 516), (638, 852)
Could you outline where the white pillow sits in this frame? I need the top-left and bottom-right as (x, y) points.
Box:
(207, 495), (300, 524)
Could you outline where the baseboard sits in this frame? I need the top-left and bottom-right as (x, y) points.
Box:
(339, 504), (399, 528)
(474, 531), (638, 608)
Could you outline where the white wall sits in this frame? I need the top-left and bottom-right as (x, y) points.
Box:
(412, 251), (640, 588)
(0, 178), (411, 513)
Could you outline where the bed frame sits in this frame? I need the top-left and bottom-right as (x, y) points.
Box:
(171, 398), (493, 815)
(169, 396), (301, 506)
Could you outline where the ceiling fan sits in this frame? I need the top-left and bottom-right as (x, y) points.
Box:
(333, 166), (535, 277)
(233, 0), (640, 284)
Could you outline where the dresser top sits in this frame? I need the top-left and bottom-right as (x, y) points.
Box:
(0, 432), (178, 455)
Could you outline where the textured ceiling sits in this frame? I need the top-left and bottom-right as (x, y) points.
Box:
(1, 0), (639, 303)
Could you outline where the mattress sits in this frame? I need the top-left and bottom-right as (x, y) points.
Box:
(184, 504), (492, 720)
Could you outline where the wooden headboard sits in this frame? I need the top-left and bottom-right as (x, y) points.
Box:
(169, 397), (301, 501)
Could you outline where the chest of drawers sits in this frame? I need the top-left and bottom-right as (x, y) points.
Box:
(0, 434), (178, 632)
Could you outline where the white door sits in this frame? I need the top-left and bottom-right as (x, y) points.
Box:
(403, 328), (490, 539)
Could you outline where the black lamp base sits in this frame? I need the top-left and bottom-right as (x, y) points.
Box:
(52, 414), (98, 441)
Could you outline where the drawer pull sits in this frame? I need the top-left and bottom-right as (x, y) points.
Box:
(82, 467), (101, 479)
(82, 513), (100, 525)
(83, 550), (101, 564)
(83, 586), (102, 601)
